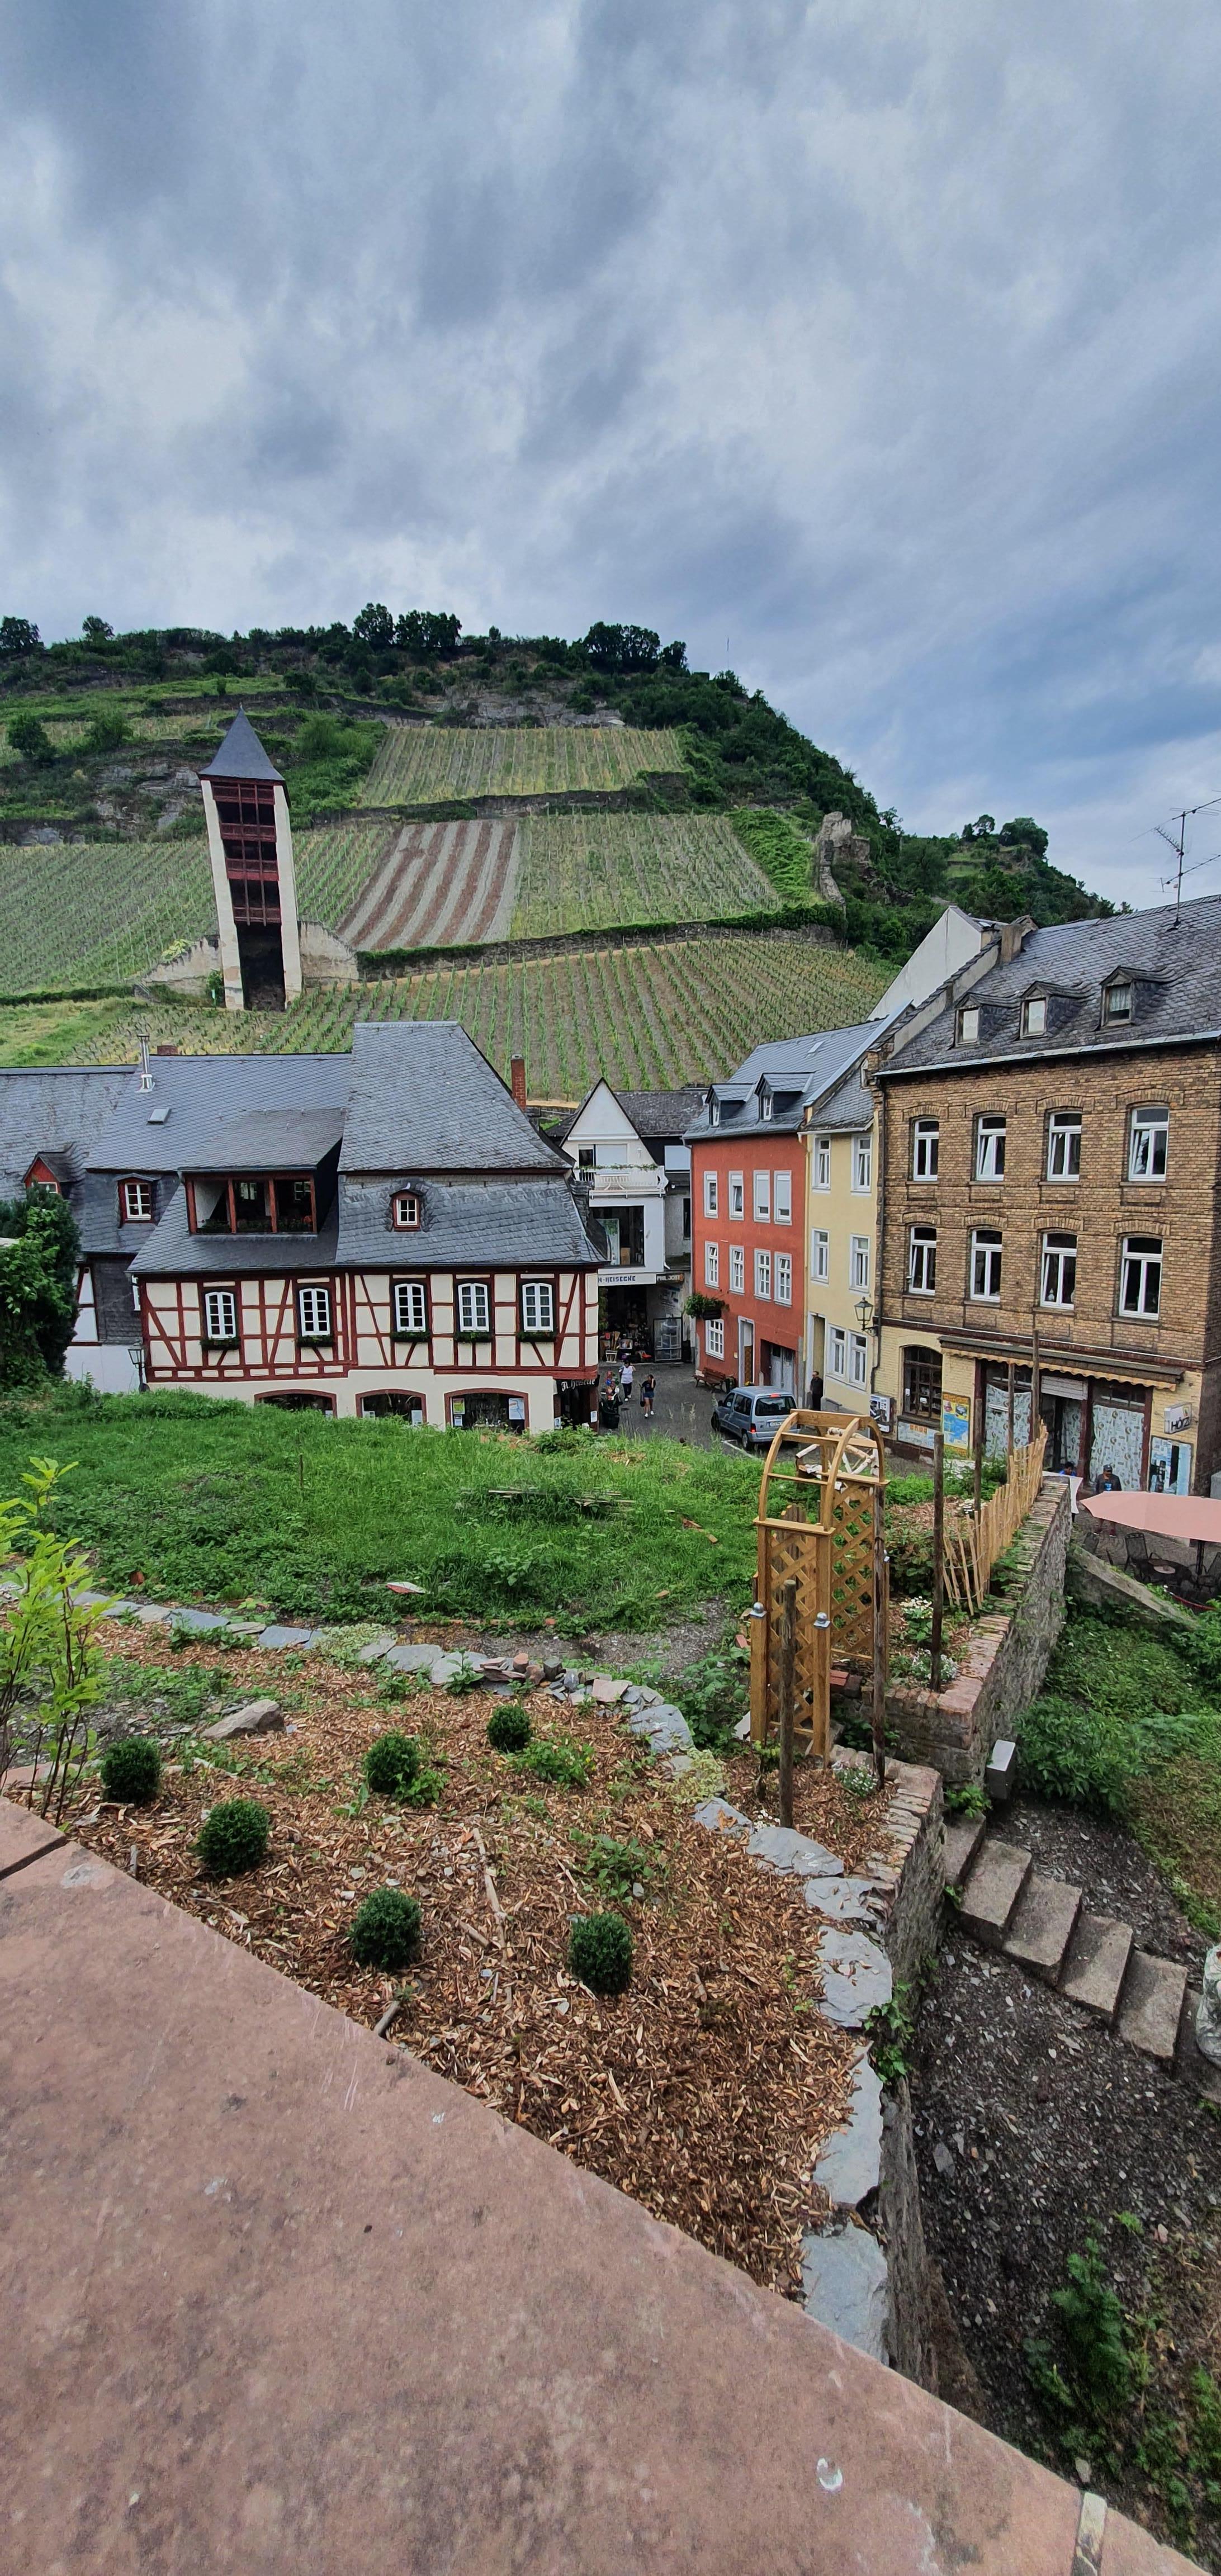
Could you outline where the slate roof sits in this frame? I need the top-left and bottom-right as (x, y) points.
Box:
(84, 1054), (352, 1179)
(128, 1190), (341, 1279)
(882, 894), (1221, 1077)
(177, 1109), (345, 1173)
(808, 1067), (873, 1132)
(683, 1017), (895, 1140)
(339, 1023), (565, 1175)
(336, 1176), (600, 1270)
(200, 709), (284, 784)
(0, 1068), (135, 1203)
(555, 1083), (706, 1147)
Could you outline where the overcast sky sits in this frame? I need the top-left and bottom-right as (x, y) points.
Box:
(2, 1), (1220, 906)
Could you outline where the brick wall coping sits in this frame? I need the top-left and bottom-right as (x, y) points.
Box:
(0, 1796), (1197, 2575)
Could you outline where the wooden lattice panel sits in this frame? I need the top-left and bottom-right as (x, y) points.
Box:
(829, 1485), (876, 1662)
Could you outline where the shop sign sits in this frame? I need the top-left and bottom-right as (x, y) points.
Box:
(941, 1398), (971, 1451)
(869, 1393), (894, 1432)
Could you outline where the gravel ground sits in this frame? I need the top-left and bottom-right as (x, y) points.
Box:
(913, 1797), (1221, 2564)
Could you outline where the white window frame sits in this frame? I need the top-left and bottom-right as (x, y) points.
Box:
(1128, 1107), (1168, 1182)
(1047, 1112), (1081, 1181)
(1040, 1233), (1077, 1309)
(121, 1178), (153, 1223)
(849, 1234), (870, 1291)
(827, 1325), (848, 1380)
(297, 1283), (333, 1342)
(911, 1119), (938, 1180)
(728, 1171), (745, 1218)
(520, 1278), (555, 1335)
(729, 1244), (745, 1292)
(760, 1090), (773, 1123)
(811, 1228), (829, 1285)
(704, 1242), (720, 1288)
(392, 1191), (421, 1230)
(975, 1115), (1006, 1180)
(851, 1134), (872, 1194)
(202, 1287), (238, 1347)
(1021, 996), (1047, 1037)
(703, 1171), (718, 1216)
(753, 1170), (771, 1221)
(907, 1225), (937, 1295)
(1119, 1235), (1162, 1318)
(773, 1171), (792, 1223)
(775, 1253), (792, 1305)
(812, 1135), (831, 1191)
(704, 1316), (725, 1360)
(848, 1332), (868, 1390)
(392, 1278), (428, 1337)
(969, 1228), (1002, 1303)
(958, 1005), (979, 1043)
(457, 1278), (491, 1337)
(754, 1248), (772, 1299)
(1104, 980), (1133, 1024)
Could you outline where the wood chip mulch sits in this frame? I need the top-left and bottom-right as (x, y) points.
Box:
(56, 1623), (898, 2298)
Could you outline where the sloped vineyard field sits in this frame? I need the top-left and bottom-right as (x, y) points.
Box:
(338, 820), (520, 948)
(54, 934), (887, 1092)
(292, 820), (400, 928)
(0, 839), (216, 996)
(358, 723), (683, 805)
(509, 812), (775, 939)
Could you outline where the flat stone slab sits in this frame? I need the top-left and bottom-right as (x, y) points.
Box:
(745, 1821), (844, 1881)
(692, 1797), (751, 1838)
(1002, 1872), (1082, 1983)
(812, 2049), (883, 2209)
(356, 1635), (398, 1664)
(169, 1607), (233, 1633)
(624, 1702), (694, 1757)
(1118, 1950), (1188, 2063)
(803, 1875), (884, 1925)
(203, 1699), (283, 1742)
(816, 1928), (892, 2028)
(255, 1625), (316, 1651)
(0, 1797), (64, 1881)
(591, 1675), (628, 1704)
(1178, 1990), (1221, 2106)
(799, 2222), (889, 2364)
(943, 1815), (986, 1888)
(381, 1643), (441, 1674)
(1059, 1911), (1134, 2022)
(960, 1838), (1031, 1948)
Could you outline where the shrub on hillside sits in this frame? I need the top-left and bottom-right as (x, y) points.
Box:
(568, 1910), (633, 1993)
(350, 1886), (422, 1970)
(83, 709), (131, 754)
(197, 1797), (271, 1876)
(363, 1730), (420, 1797)
(100, 1735), (162, 1803)
(7, 713), (55, 763)
(487, 1703), (532, 1753)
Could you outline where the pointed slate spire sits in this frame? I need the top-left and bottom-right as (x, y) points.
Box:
(200, 706), (284, 783)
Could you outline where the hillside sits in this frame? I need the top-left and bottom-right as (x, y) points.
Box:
(22, 930), (887, 1097)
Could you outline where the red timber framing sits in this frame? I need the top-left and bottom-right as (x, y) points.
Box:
(141, 1275), (348, 1385)
(139, 1268), (600, 1396)
(211, 780), (281, 927)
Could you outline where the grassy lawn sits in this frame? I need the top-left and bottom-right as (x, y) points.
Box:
(0, 1388), (759, 1631)
(1021, 1609), (1221, 1934)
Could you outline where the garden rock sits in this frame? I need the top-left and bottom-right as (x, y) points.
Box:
(623, 1701), (693, 1758)
(382, 1644), (442, 1674)
(799, 2221), (889, 2364)
(803, 1873), (884, 1925)
(357, 1635), (397, 1664)
(257, 1625), (316, 1650)
(814, 1926), (893, 2028)
(591, 1675), (628, 1704)
(172, 1608), (232, 1633)
(692, 1796), (751, 1839)
(203, 1699), (283, 1742)
(745, 1820), (844, 1880)
(1194, 1944), (1221, 2067)
(811, 2048), (883, 2209)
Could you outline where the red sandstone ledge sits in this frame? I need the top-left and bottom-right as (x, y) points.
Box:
(0, 1796), (1198, 2575)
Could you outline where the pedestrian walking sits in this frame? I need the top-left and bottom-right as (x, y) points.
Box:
(620, 1360), (635, 1399)
(806, 1372), (824, 1412)
(640, 1373), (656, 1418)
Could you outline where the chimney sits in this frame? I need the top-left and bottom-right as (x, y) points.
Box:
(138, 1034), (153, 1092)
(998, 913), (1036, 965)
(155, 1044), (179, 1057)
(510, 1055), (527, 1110)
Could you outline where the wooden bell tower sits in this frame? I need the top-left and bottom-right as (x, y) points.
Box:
(199, 710), (302, 1012)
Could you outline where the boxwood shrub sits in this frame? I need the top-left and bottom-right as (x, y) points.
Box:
(568, 1910), (633, 1993)
(487, 1703), (532, 1754)
(197, 1797), (271, 1876)
(364, 1730), (421, 1797)
(100, 1736), (162, 1804)
(351, 1886), (422, 1970)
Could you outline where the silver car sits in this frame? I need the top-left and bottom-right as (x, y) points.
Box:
(710, 1384), (797, 1450)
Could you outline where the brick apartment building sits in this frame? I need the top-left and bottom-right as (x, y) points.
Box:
(873, 898), (1221, 1493)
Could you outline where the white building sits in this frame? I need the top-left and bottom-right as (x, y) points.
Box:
(557, 1082), (704, 1361)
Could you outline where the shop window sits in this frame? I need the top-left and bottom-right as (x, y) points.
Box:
(1128, 1107), (1168, 1182)
(902, 1346), (941, 1420)
(361, 1391), (424, 1424)
(451, 1391), (526, 1433)
(907, 1224), (937, 1295)
(1047, 1112), (1081, 1180)
(969, 1228), (1002, 1301)
(1119, 1236), (1162, 1318)
(911, 1119), (938, 1180)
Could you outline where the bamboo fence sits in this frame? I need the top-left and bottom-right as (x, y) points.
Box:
(944, 1424), (1048, 1614)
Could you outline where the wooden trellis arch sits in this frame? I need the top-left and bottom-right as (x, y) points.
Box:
(749, 1409), (888, 1761)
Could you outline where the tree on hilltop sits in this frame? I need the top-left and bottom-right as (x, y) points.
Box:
(353, 602), (394, 648)
(0, 616), (41, 657)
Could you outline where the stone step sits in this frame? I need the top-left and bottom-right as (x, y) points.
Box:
(959, 1838), (1032, 1948)
(1058, 1911), (1134, 2023)
(943, 1815), (986, 1890)
(1002, 1871), (1082, 1984)
(1116, 1950), (1189, 2064)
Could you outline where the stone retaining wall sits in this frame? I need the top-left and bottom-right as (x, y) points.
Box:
(845, 1475), (1071, 1784)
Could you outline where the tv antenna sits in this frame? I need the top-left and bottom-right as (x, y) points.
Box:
(1153, 796), (1221, 926)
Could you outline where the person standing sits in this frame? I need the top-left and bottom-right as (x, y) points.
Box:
(640, 1372), (656, 1418)
(620, 1359), (635, 1401)
(806, 1371), (824, 1412)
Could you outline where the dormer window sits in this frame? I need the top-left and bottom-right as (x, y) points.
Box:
(121, 1178), (154, 1223)
(958, 1005), (979, 1044)
(1104, 980), (1133, 1024)
(1021, 996), (1047, 1037)
(393, 1191), (422, 1230)
(760, 1090), (773, 1122)
(710, 1100), (720, 1128)
(191, 1173), (316, 1235)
